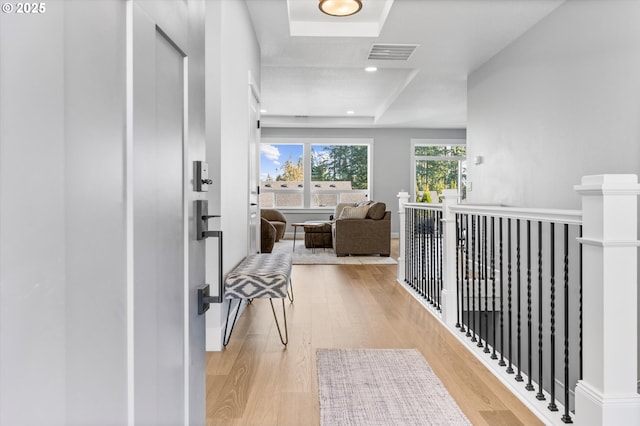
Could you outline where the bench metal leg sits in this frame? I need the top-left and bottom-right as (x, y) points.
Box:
(269, 298), (288, 346)
(287, 278), (294, 303)
(223, 299), (242, 347)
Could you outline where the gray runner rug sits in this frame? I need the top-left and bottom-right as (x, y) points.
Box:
(316, 348), (472, 426)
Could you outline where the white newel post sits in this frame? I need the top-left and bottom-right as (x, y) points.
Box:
(441, 189), (459, 327)
(574, 174), (640, 425)
(397, 191), (410, 283)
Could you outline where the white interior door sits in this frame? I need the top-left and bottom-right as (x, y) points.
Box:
(131, 4), (199, 424)
(248, 80), (261, 254)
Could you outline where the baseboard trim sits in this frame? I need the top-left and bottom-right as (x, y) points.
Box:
(206, 325), (223, 352)
(205, 300), (246, 352)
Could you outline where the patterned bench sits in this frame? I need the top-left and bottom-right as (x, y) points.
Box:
(223, 253), (293, 346)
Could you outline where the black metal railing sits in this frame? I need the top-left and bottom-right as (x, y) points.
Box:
(402, 203), (582, 423)
(404, 205), (443, 311)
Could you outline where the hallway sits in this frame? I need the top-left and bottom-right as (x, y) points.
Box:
(206, 241), (542, 425)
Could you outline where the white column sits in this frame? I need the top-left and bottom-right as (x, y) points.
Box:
(574, 174), (640, 426)
(440, 189), (460, 327)
(397, 191), (410, 283)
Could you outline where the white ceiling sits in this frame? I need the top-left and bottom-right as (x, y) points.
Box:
(246, 0), (564, 129)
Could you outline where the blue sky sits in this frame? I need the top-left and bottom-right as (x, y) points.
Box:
(260, 144), (303, 181)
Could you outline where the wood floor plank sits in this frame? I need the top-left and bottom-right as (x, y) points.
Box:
(277, 392), (319, 426)
(242, 352), (283, 425)
(206, 239), (543, 425)
(207, 334), (267, 421)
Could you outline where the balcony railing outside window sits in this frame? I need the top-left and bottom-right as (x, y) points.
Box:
(259, 181), (368, 209)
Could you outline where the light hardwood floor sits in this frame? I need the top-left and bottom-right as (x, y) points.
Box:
(206, 240), (543, 426)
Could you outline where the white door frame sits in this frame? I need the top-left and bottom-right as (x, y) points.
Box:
(248, 72), (261, 254)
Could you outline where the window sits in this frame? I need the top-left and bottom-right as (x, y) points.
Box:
(311, 144), (369, 207)
(412, 142), (467, 203)
(259, 143), (304, 208)
(260, 140), (371, 209)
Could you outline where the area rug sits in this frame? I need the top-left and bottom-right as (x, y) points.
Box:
(316, 348), (471, 426)
(272, 239), (397, 265)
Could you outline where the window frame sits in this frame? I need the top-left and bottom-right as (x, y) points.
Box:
(410, 139), (467, 203)
(260, 138), (373, 211)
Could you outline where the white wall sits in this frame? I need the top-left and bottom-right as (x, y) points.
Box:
(261, 127), (467, 235)
(467, 0), (640, 391)
(1, 4), (67, 424)
(467, 0), (640, 209)
(204, 0), (261, 350)
(0, 0), (207, 424)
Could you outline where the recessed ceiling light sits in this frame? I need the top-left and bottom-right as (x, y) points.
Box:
(346, 110), (355, 115)
(365, 66), (378, 72)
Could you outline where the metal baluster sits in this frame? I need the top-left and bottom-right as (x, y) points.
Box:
(490, 216), (497, 359)
(548, 223), (558, 412)
(456, 214), (461, 328)
(426, 209), (430, 300)
(579, 225), (583, 382)
(477, 215), (484, 348)
(483, 215), (489, 352)
(471, 215), (477, 342)
(561, 224), (573, 424)
(466, 214), (472, 338)
(431, 209), (436, 306)
(427, 210), (433, 303)
(411, 208), (415, 289)
(416, 209), (420, 295)
(413, 209), (418, 294)
(537, 221), (546, 400)
(438, 210), (443, 311)
(424, 210), (433, 305)
(412, 208), (416, 292)
(436, 210), (440, 307)
(407, 207), (411, 286)
(515, 219), (523, 382)
(421, 209), (426, 298)
(420, 210), (425, 298)
(506, 218), (514, 374)
(415, 209), (419, 294)
(498, 217), (506, 367)
(526, 220), (534, 390)
(461, 214), (468, 334)
(406, 208), (412, 287)
(431, 210), (436, 305)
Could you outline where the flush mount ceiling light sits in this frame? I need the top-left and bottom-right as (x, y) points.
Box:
(319, 0), (362, 17)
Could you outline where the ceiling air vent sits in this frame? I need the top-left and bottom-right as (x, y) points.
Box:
(367, 44), (419, 61)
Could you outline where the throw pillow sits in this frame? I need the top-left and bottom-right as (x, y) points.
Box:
(334, 202), (357, 220)
(339, 205), (369, 219)
(366, 202), (386, 220)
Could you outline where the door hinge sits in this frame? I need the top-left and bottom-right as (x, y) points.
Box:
(257, 119), (260, 129)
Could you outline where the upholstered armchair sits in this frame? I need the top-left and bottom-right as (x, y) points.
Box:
(260, 217), (276, 253)
(260, 209), (286, 242)
(332, 202), (391, 257)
